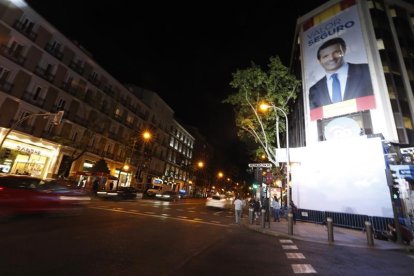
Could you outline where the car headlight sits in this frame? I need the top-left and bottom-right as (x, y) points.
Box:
(155, 194), (162, 198)
(163, 195), (171, 198)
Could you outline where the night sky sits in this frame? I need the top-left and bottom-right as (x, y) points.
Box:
(24, 0), (328, 170)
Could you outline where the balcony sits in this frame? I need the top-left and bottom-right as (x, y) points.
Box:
(34, 65), (55, 83)
(0, 79), (13, 93)
(22, 91), (45, 108)
(0, 44), (26, 65)
(44, 43), (63, 60)
(69, 60), (85, 76)
(13, 20), (38, 41)
(87, 74), (101, 88)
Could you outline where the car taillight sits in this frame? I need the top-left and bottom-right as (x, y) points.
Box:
(0, 186), (3, 191)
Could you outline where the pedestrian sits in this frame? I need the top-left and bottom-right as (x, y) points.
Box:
(233, 196), (243, 224)
(92, 178), (99, 195)
(271, 196), (281, 222)
(290, 200), (298, 224)
(253, 199), (261, 225)
(109, 181), (114, 191)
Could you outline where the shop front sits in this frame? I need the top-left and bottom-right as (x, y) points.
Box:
(0, 130), (60, 178)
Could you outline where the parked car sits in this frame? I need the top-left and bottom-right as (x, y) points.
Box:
(205, 194), (229, 209)
(101, 186), (138, 200)
(0, 174), (91, 217)
(155, 190), (181, 201)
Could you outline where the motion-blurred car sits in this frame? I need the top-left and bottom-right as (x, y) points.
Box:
(0, 174), (91, 217)
(155, 190), (181, 201)
(205, 194), (228, 209)
(100, 186), (138, 200)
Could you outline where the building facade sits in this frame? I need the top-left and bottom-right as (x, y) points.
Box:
(0, 0), (196, 192)
(288, 0), (414, 219)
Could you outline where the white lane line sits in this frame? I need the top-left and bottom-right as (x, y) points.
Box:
(280, 239), (293, 243)
(210, 221), (221, 224)
(286, 253), (306, 259)
(282, 245), (298, 250)
(188, 210), (195, 213)
(193, 218), (202, 221)
(177, 216), (188, 219)
(91, 207), (230, 227)
(161, 213), (170, 216)
(291, 264), (317, 274)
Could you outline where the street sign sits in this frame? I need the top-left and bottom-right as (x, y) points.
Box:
(248, 163), (272, 168)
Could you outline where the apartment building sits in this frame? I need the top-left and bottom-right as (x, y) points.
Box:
(0, 0), (195, 191)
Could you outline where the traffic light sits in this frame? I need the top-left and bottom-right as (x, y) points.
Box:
(252, 183), (258, 189)
(391, 186), (400, 200)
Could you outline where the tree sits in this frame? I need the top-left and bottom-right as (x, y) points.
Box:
(90, 158), (110, 175)
(223, 56), (301, 170)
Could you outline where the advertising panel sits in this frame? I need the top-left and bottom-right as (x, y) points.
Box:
(302, 0), (376, 122)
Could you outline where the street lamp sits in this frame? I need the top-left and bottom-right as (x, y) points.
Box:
(259, 102), (291, 210)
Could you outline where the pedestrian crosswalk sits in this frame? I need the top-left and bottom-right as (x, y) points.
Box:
(280, 239), (317, 274)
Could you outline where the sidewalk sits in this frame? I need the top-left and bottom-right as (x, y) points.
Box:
(242, 217), (414, 251)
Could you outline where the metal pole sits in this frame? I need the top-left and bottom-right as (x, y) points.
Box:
(261, 209), (266, 228)
(288, 213), (293, 235)
(365, 221), (374, 247)
(249, 208), (254, 224)
(327, 217), (334, 243)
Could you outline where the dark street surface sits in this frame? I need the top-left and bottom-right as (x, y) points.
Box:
(1, 198), (413, 275)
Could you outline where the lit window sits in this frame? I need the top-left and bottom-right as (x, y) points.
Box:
(376, 39), (385, 50)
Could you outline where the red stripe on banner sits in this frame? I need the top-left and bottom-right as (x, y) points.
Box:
(303, 18), (314, 31)
(356, 95), (376, 111)
(341, 0), (356, 10)
(310, 107), (323, 121)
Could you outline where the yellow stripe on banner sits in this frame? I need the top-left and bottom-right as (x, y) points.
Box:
(313, 3), (342, 24)
(323, 99), (357, 118)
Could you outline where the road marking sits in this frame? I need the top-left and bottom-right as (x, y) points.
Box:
(91, 207), (230, 227)
(178, 216), (188, 219)
(291, 264), (317, 274)
(282, 245), (298, 250)
(188, 210), (195, 213)
(286, 253), (306, 259)
(161, 213), (170, 216)
(280, 239), (293, 243)
(210, 221), (221, 223)
(193, 218), (202, 221)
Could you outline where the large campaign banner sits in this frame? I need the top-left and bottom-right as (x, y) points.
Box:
(302, 0), (376, 121)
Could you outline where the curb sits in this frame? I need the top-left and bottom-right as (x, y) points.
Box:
(241, 221), (413, 251)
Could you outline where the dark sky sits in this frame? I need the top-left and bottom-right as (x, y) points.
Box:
(25, 0), (328, 169)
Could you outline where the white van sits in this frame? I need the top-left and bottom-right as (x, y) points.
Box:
(146, 183), (171, 197)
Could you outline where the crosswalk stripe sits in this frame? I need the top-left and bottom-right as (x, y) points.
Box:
(280, 239), (293, 243)
(282, 245), (298, 250)
(291, 264), (317, 274)
(286, 253), (306, 259)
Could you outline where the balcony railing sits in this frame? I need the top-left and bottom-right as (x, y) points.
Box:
(44, 43), (63, 60)
(0, 44), (26, 65)
(0, 79), (13, 93)
(34, 65), (55, 83)
(13, 20), (38, 41)
(22, 91), (45, 108)
(69, 60), (85, 76)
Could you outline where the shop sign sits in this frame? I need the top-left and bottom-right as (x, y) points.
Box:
(16, 145), (41, 155)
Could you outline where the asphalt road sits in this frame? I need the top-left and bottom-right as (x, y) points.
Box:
(1, 198), (413, 275)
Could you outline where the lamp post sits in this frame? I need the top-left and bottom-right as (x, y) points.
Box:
(259, 103), (291, 210)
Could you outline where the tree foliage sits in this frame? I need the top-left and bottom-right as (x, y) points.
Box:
(223, 56), (301, 167)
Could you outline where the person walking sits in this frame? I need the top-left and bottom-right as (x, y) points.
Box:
(234, 196), (243, 224)
(253, 198), (261, 225)
(271, 196), (281, 222)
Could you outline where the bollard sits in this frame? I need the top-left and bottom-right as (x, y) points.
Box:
(365, 221), (374, 247)
(327, 217), (334, 243)
(261, 209), (266, 228)
(288, 213), (293, 235)
(249, 208), (254, 224)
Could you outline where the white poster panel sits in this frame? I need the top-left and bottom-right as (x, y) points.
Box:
(292, 137), (393, 217)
